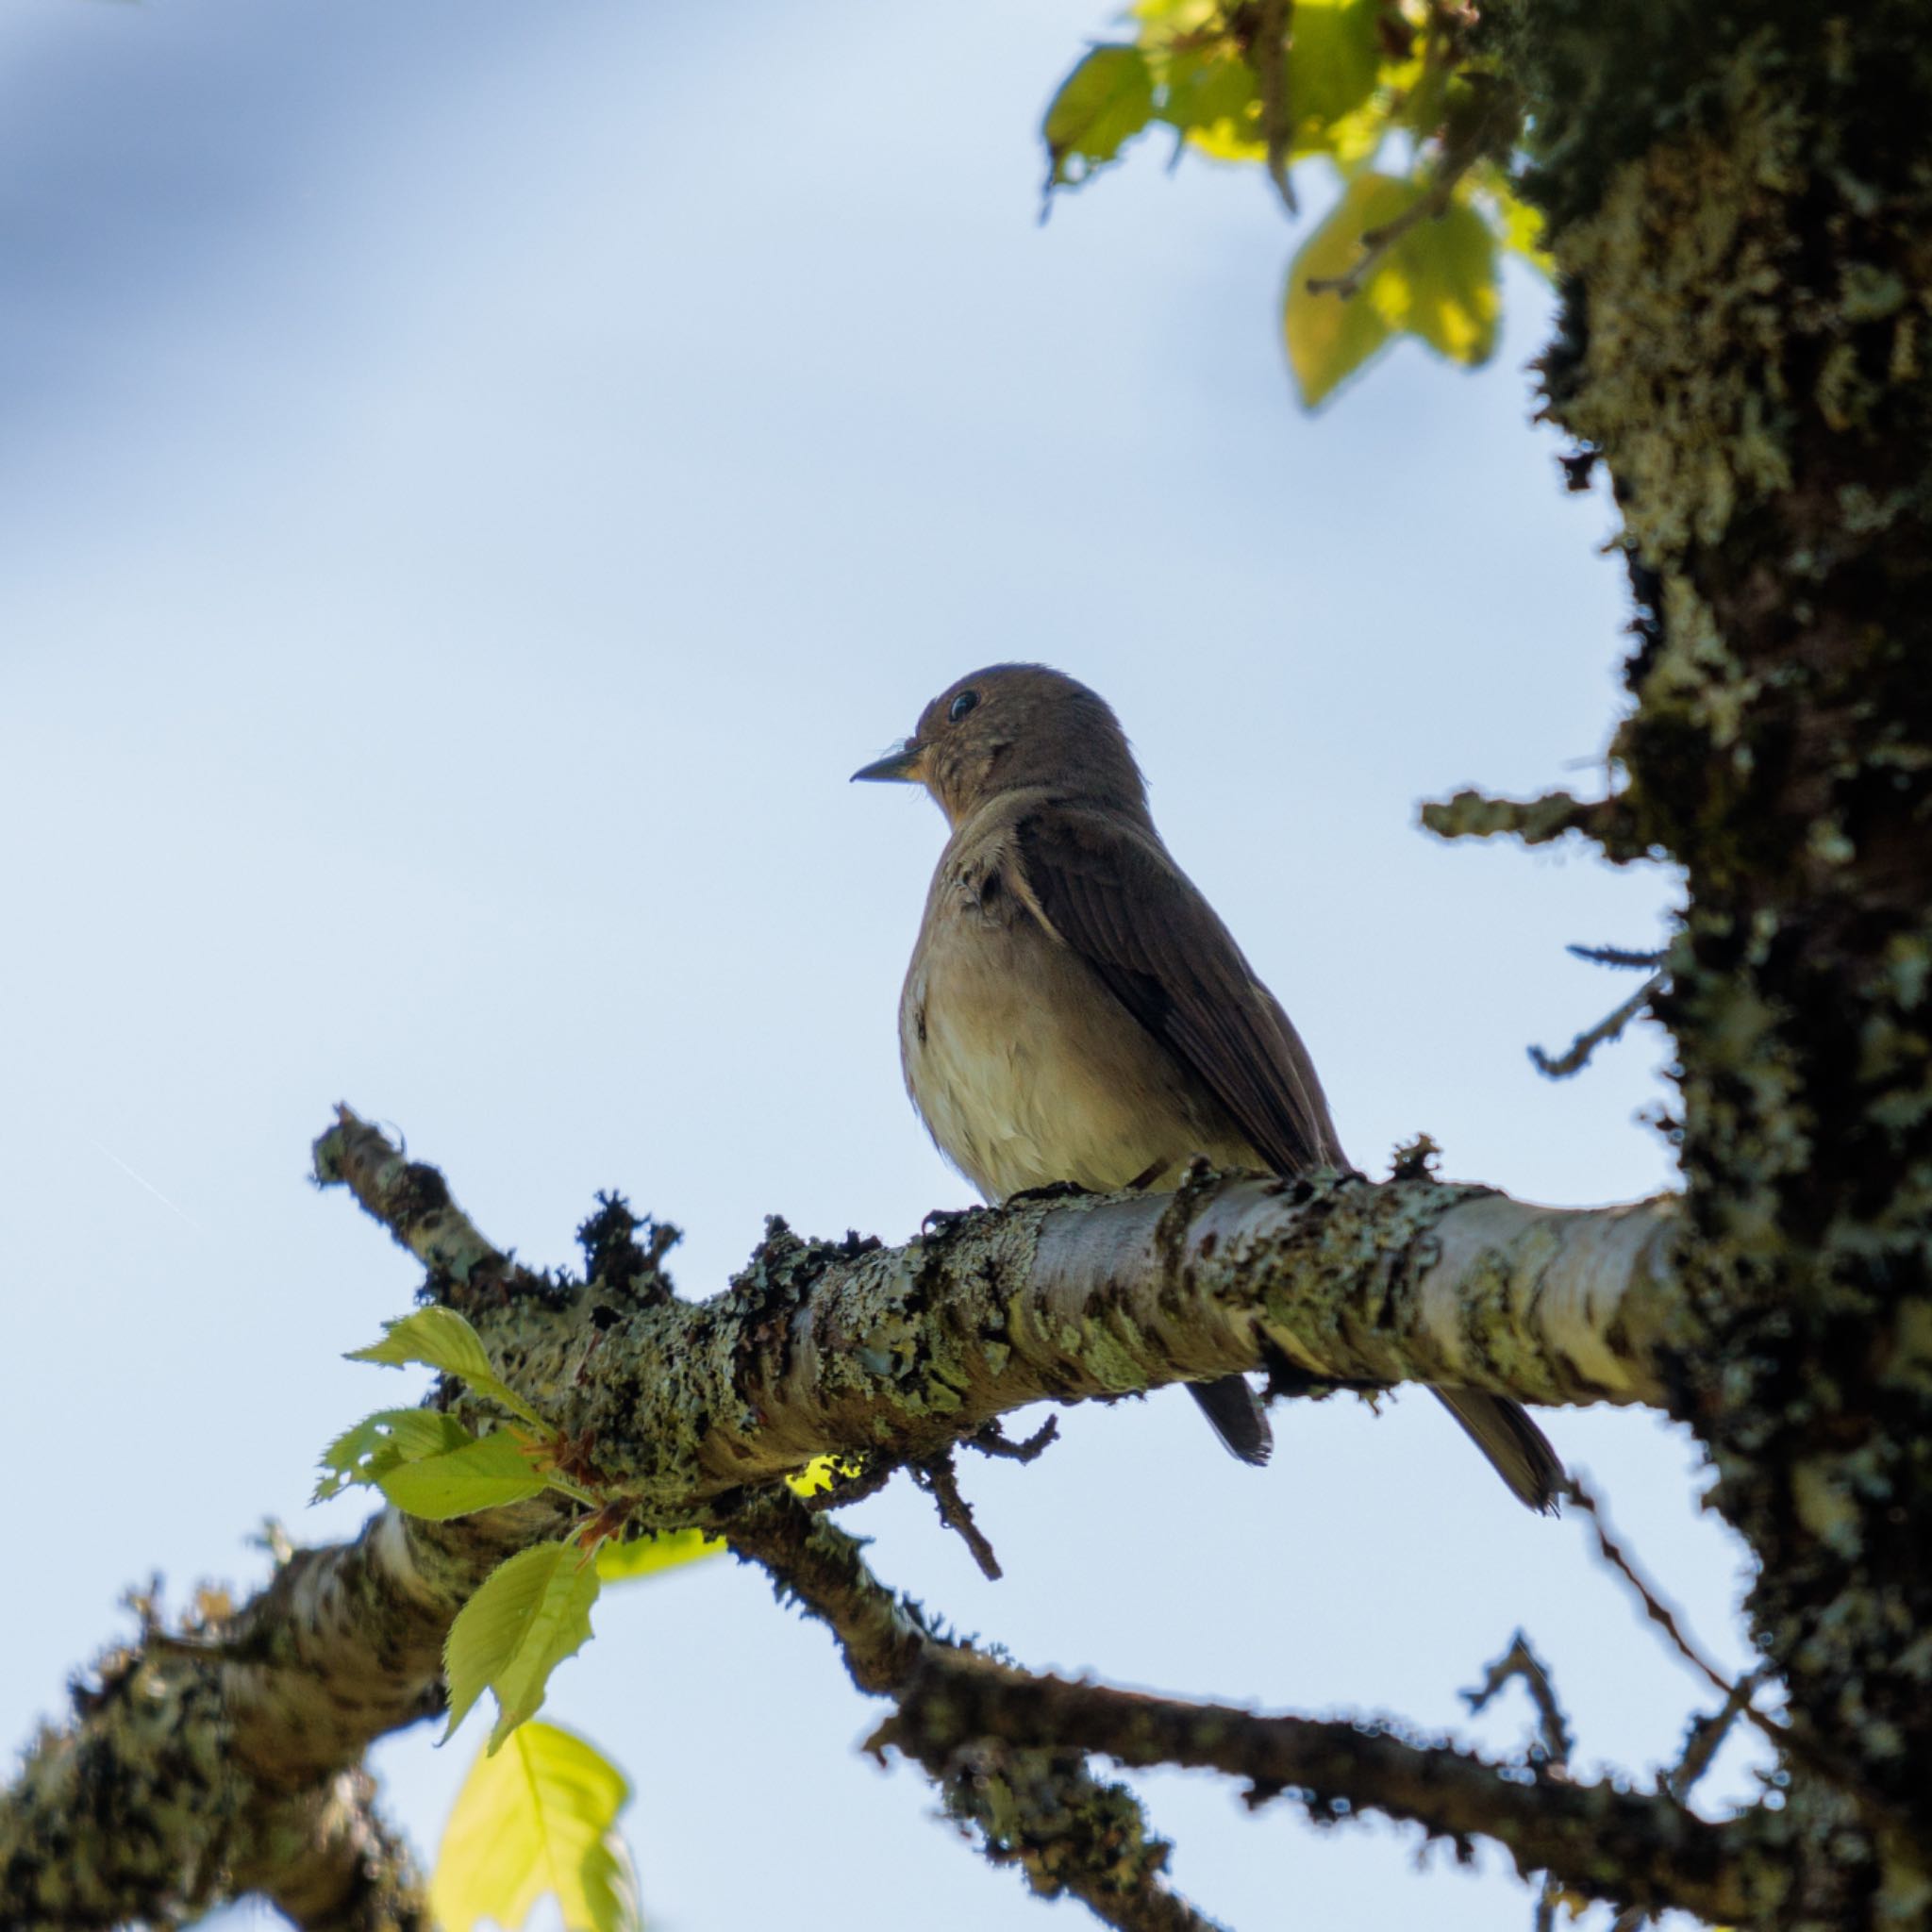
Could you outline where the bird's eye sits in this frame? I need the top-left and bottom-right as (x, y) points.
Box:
(948, 690), (979, 723)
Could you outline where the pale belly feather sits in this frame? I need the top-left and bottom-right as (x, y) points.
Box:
(900, 884), (1255, 1204)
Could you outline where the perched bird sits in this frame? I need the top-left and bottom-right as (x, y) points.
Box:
(854, 663), (1561, 1511)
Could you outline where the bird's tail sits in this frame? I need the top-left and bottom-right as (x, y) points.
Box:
(1430, 1389), (1564, 1513)
(1189, 1374), (1273, 1465)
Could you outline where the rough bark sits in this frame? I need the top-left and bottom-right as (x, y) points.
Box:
(1426, 2), (1932, 1923)
(308, 1109), (1680, 1516)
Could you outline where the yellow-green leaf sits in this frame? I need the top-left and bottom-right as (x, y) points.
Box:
(1161, 0), (1380, 165)
(594, 1527), (722, 1582)
(1286, 0), (1381, 142)
(592, 1457), (856, 1583)
(787, 1454), (862, 1499)
(378, 1429), (549, 1520)
(1043, 45), (1157, 193)
(591, 1457), (858, 1583)
(1394, 195), (1501, 362)
(1132, 0), (1220, 34)
(1284, 171), (1499, 407)
(316, 1407), (474, 1502)
(429, 1721), (640, 1932)
(445, 1541), (602, 1752)
(1285, 173), (1407, 404)
(1491, 182), (1553, 276)
(347, 1307), (541, 1428)
(1159, 47), (1258, 158)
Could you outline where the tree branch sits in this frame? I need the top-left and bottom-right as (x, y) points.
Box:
(305, 1112), (1686, 1526)
(873, 1654), (1779, 1926)
(725, 1488), (1786, 1927)
(1529, 972), (1668, 1079)
(0, 1545), (453, 1930)
(1, 1112), (1694, 1928)
(725, 1493), (1226, 1932)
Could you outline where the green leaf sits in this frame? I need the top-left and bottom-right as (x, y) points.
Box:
(1042, 45), (1157, 194)
(315, 1407), (474, 1502)
(445, 1541), (602, 1752)
(786, 1453), (858, 1499)
(1131, 0), (1221, 31)
(593, 1526), (723, 1582)
(1285, 173), (1406, 404)
(591, 1457), (854, 1582)
(377, 1428), (549, 1520)
(1490, 181), (1553, 276)
(1286, 0), (1382, 142)
(1159, 47), (1258, 158)
(1160, 0), (1380, 165)
(1393, 195), (1501, 362)
(1284, 171), (1499, 407)
(429, 1721), (641, 1932)
(347, 1307), (542, 1427)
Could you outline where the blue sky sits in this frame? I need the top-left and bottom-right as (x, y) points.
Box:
(1, 4), (1756, 1928)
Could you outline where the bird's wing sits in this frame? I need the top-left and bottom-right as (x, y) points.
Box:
(1007, 806), (1344, 1175)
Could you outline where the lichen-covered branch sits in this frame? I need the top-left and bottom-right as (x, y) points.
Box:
(0, 1526), (470, 1929)
(1421, 786), (1650, 860)
(874, 1655), (1774, 1926)
(725, 1494), (1224, 1932)
(1, 1113), (1691, 1929)
(727, 1493), (1775, 1928)
(306, 1114), (1685, 1524)
(256, 1766), (426, 1932)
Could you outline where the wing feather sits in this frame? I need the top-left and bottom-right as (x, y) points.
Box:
(1008, 804), (1564, 1511)
(1008, 808), (1344, 1175)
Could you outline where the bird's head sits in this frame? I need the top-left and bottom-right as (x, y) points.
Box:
(851, 663), (1148, 825)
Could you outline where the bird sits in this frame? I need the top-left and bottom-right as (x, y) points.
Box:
(852, 662), (1562, 1511)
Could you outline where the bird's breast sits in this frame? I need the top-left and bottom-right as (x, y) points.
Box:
(899, 859), (1250, 1203)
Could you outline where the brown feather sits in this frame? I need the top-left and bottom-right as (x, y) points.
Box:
(1008, 807), (1342, 1177)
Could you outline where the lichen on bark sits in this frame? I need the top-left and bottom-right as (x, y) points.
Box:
(1451, 2), (1932, 1919)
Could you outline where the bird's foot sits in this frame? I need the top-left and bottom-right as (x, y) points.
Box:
(1003, 1179), (1094, 1207)
(921, 1204), (985, 1238)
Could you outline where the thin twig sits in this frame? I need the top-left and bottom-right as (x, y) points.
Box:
(966, 1416), (1061, 1462)
(874, 1656), (1758, 1925)
(913, 1452), (1004, 1580)
(1571, 1477), (1914, 1847)
(1568, 1475), (1800, 1774)
(1305, 69), (1518, 303)
(1304, 176), (1458, 299)
(1251, 0), (1298, 215)
(1463, 1630), (1574, 1769)
(724, 1493), (1226, 1932)
(1669, 1666), (1775, 1803)
(1529, 971), (1666, 1078)
(1567, 942), (1668, 971)
(1566, 1478), (1750, 1705)
(1464, 1633), (1574, 1932)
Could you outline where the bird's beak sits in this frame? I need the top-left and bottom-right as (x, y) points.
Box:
(850, 740), (924, 784)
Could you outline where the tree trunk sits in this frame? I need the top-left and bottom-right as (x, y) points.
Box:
(1461, 3), (1932, 1918)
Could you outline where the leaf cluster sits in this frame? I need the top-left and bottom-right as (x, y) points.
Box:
(1042, 0), (1551, 404)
